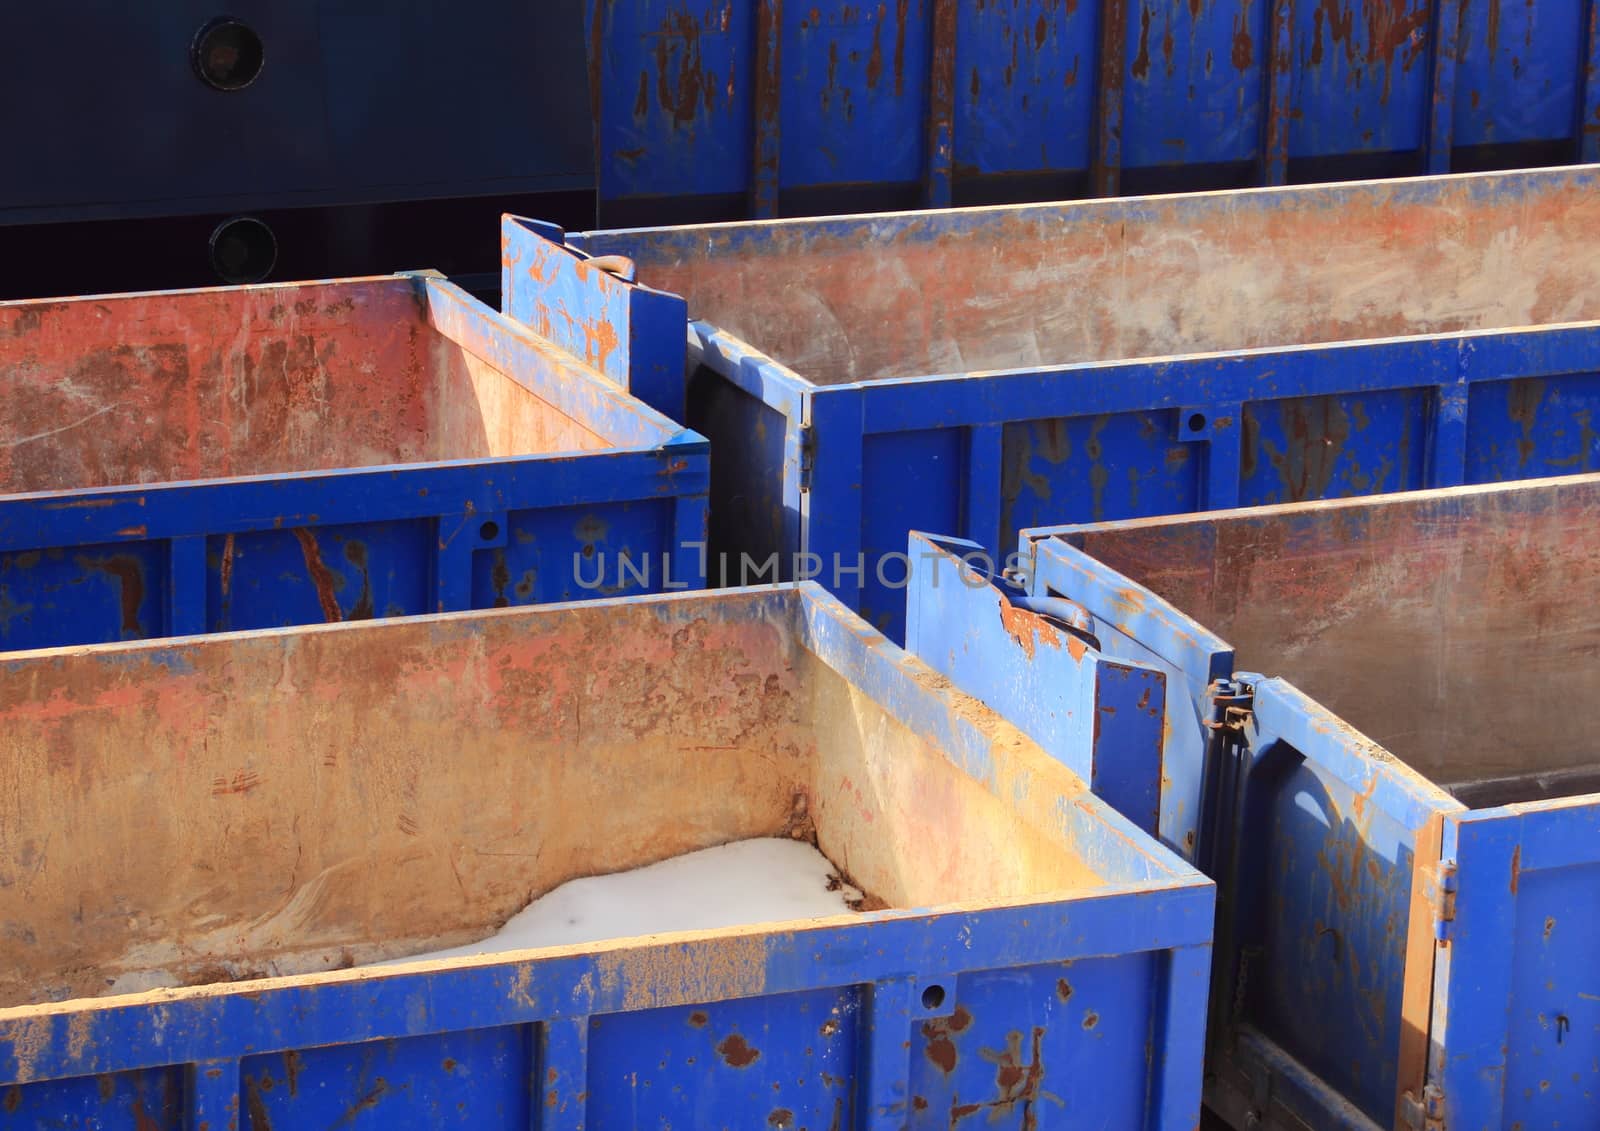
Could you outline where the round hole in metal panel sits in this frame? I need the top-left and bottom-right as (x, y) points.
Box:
(1187, 412), (1208, 433)
(192, 17), (265, 91)
(479, 521), (501, 541)
(920, 984), (946, 1011)
(208, 218), (277, 284)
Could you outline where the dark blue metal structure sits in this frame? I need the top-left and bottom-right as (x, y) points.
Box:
(0, 1), (594, 297)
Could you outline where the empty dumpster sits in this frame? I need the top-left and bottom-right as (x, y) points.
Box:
(1016, 473), (1600, 1130)
(0, 582), (1213, 1129)
(0, 273), (707, 650)
(513, 164), (1600, 641)
(589, 0), (1600, 224)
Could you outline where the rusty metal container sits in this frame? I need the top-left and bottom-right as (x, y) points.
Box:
(516, 164), (1600, 642)
(0, 582), (1213, 1129)
(0, 273), (707, 650)
(1013, 473), (1600, 1130)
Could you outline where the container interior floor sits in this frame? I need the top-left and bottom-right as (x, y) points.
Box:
(600, 170), (1600, 385)
(0, 278), (611, 493)
(0, 591), (1100, 1008)
(1065, 476), (1600, 805)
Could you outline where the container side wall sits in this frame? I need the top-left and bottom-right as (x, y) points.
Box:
(0, 589), (813, 1006)
(1442, 799), (1600, 1129)
(579, 169), (1600, 384)
(1063, 474), (1600, 785)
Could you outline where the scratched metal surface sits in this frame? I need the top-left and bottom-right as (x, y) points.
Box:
(0, 274), (708, 651)
(0, 583), (1212, 1129)
(587, 0), (1600, 221)
(1022, 473), (1600, 1129)
(561, 166), (1600, 643)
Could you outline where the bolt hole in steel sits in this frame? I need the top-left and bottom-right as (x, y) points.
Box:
(208, 218), (277, 284)
(191, 17), (264, 91)
(1187, 412), (1208, 433)
(920, 984), (946, 1011)
(479, 521), (501, 540)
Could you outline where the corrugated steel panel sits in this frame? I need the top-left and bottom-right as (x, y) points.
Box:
(588, 0), (1600, 223)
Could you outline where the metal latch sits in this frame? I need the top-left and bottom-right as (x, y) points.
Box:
(1205, 679), (1254, 737)
(798, 424), (816, 491)
(1399, 1083), (1446, 1130)
(1434, 861), (1458, 943)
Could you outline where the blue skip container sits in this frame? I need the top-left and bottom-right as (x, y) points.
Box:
(0, 582), (1212, 1129)
(511, 165), (1600, 643)
(1008, 473), (1600, 1130)
(0, 272), (707, 650)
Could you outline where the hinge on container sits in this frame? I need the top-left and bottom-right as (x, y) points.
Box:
(1399, 1083), (1446, 1130)
(798, 424), (816, 492)
(1434, 861), (1459, 943)
(1204, 680), (1255, 738)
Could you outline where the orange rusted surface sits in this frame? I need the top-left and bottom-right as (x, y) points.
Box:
(617, 172), (1600, 386)
(1394, 811), (1444, 1129)
(0, 277), (609, 495)
(996, 598), (1087, 662)
(1073, 473), (1600, 786)
(0, 588), (1109, 1008)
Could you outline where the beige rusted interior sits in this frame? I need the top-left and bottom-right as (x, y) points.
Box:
(0, 590), (1104, 1008)
(626, 170), (1600, 385)
(1067, 475), (1600, 805)
(0, 278), (611, 493)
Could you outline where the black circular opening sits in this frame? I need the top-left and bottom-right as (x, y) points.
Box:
(1187, 412), (1208, 433)
(479, 521), (501, 540)
(193, 17), (265, 91)
(208, 217), (277, 284)
(920, 984), (947, 1011)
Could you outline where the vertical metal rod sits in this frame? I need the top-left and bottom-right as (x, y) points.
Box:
(1262, 0), (1295, 185)
(925, 0), (958, 207)
(1425, 0), (1465, 174)
(752, 0), (785, 218)
(1092, 0), (1128, 196)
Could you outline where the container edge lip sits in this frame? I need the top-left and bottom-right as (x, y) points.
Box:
(1248, 677), (1468, 815)
(0, 272), (407, 309)
(833, 314), (1600, 390)
(0, 442), (705, 511)
(0, 878), (1213, 1023)
(689, 312), (1600, 396)
(1021, 468), (1600, 542)
(576, 162), (1600, 239)
(0, 582), (800, 663)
